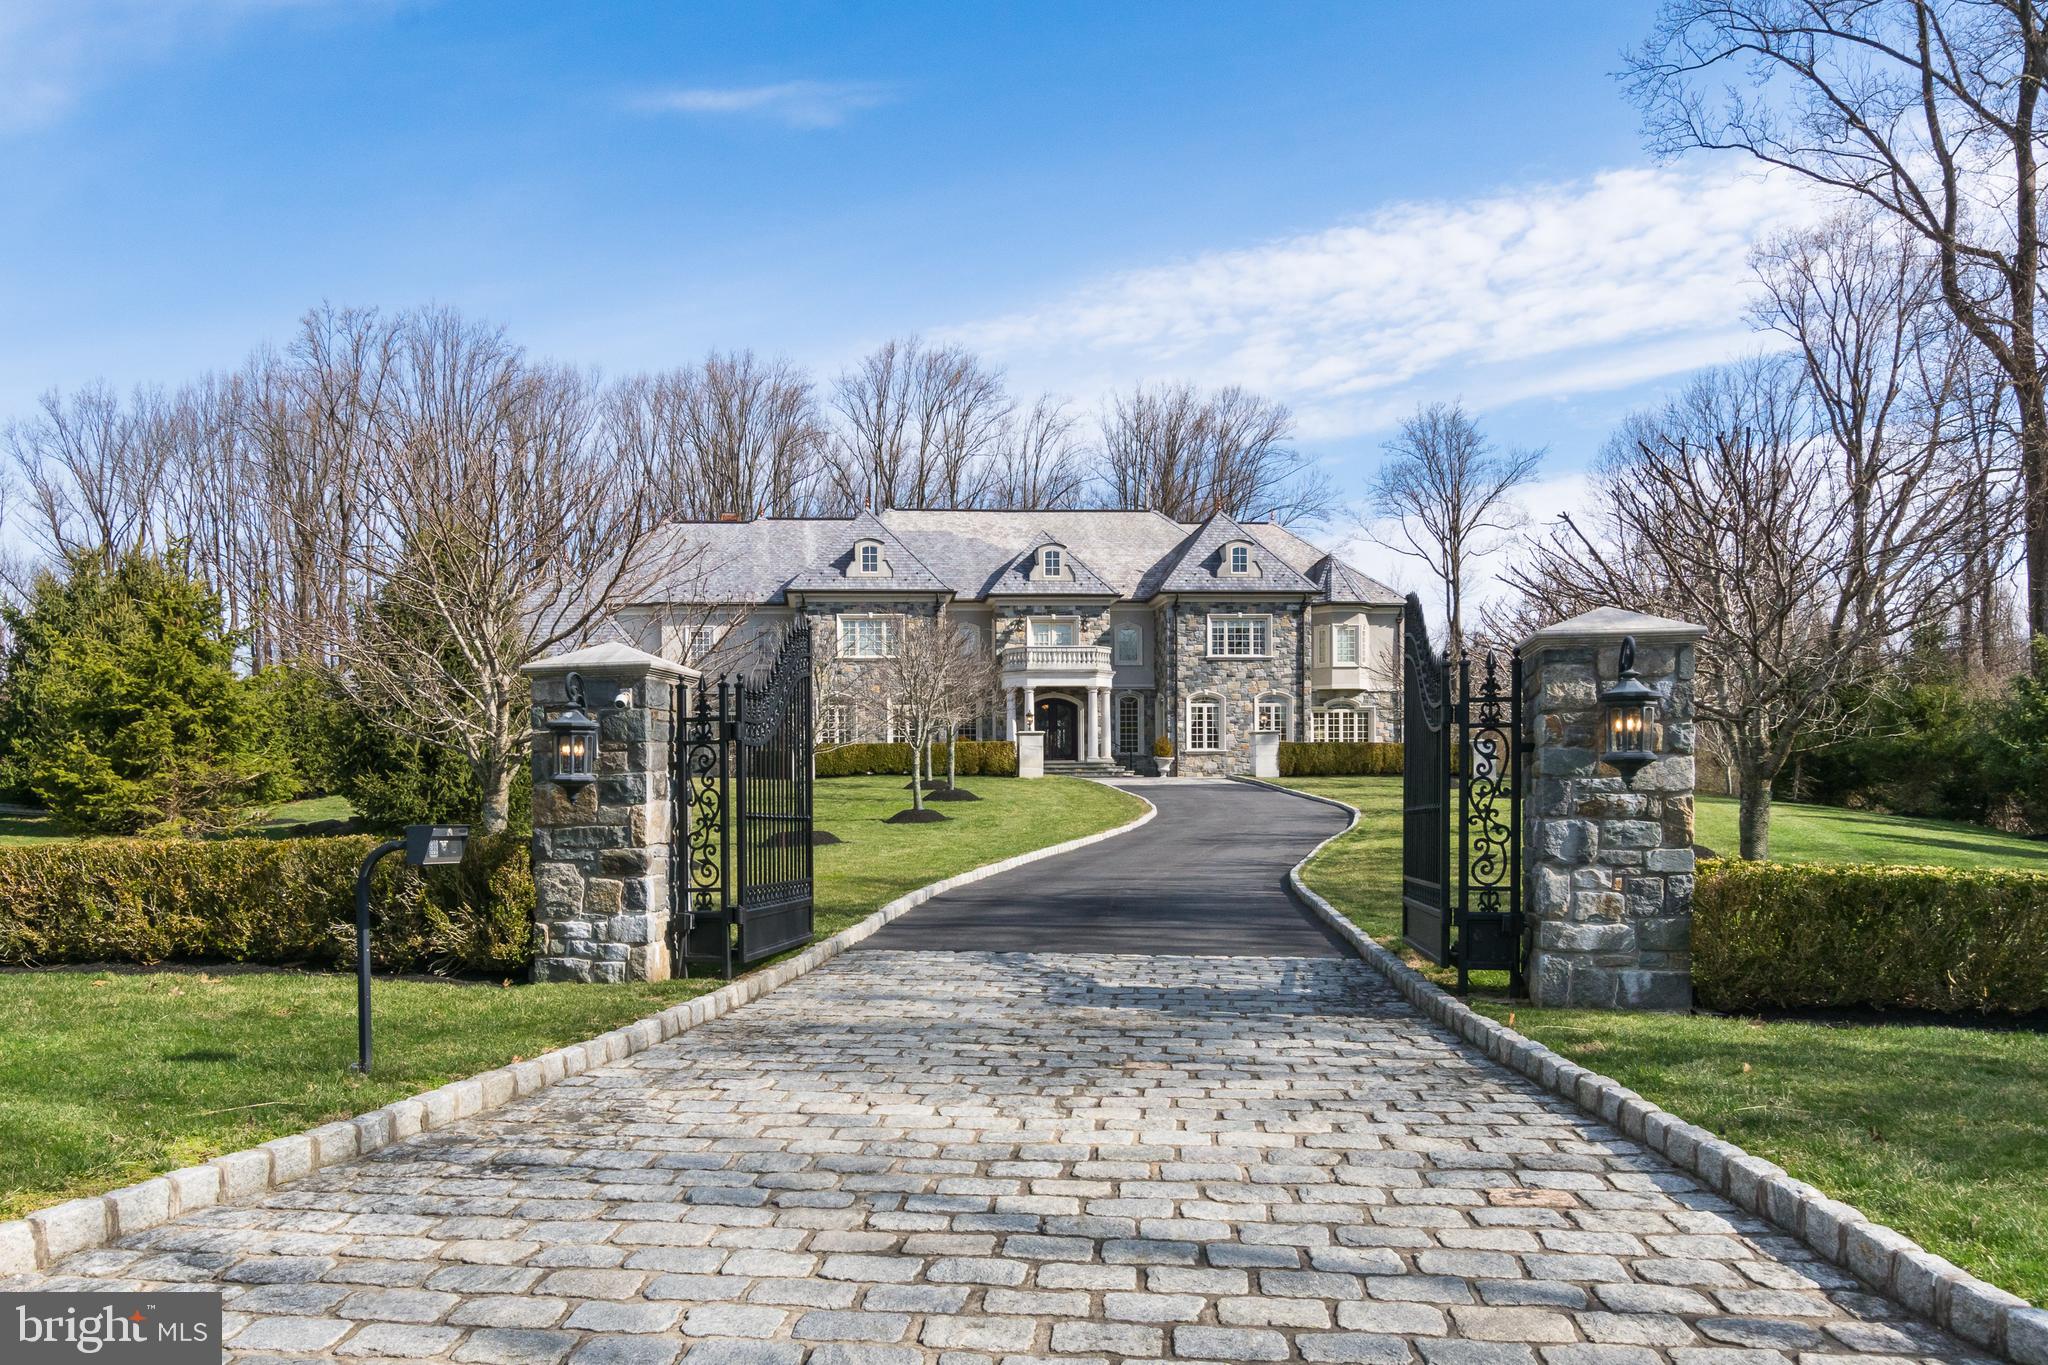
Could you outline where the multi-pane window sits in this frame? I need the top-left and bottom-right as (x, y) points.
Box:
(1114, 625), (1142, 664)
(1314, 707), (1366, 742)
(858, 543), (881, 573)
(1332, 624), (1359, 665)
(1031, 618), (1078, 647)
(1116, 694), (1141, 753)
(1256, 697), (1287, 733)
(1188, 700), (1221, 751)
(1207, 615), (1270, 657)
(1043, 548), (1063, 576)
(1230, 544), (1250, 575)
(819, 706), (848, 745)
(841, 616), (895, 658)
(885, 704), (905, 743)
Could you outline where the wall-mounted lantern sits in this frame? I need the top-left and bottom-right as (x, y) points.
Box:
(548, 672), (600, 785)
(1599, 635), (1661, 782)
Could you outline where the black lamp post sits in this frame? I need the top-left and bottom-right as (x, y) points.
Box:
(353, 824), (469, 1074)
(548, 672), (600, 785)
(1599, 635), (1661, 783)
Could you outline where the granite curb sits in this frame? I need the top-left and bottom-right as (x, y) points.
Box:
(0, 784), (1159, 1281)
(1237, 773), (2048, 1365)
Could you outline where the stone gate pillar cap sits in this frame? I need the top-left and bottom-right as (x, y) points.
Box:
(1521, 607), (1705, 651)
(521, 642), (699, 680)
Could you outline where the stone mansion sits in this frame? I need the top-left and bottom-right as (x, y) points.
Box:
(616, 508), (1404, 776)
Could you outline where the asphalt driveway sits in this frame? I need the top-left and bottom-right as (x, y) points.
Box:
(857, 777), (1355, 957)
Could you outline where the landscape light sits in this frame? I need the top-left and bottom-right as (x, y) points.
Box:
(548, 672), (600, 785)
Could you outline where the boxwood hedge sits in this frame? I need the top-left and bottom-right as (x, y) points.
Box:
(815, 740), (1017, 778)
(0, 831), (533, 975)
(1278, 741), (1405, 777)
(1694, 859), (2048, 1014)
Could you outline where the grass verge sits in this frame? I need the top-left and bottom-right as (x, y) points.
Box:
(0, 775), (1141, 1219)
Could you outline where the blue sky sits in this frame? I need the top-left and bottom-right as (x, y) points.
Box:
(0, 1), (1816, 592)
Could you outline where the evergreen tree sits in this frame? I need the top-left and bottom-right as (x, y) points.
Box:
(0, 549), (295, 834)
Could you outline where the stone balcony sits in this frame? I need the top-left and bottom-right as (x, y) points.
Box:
(999, 644), (1114, 686)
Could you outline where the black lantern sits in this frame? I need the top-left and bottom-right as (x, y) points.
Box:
(548, 672), (600, 785)
(1599, 635), (1661, 782)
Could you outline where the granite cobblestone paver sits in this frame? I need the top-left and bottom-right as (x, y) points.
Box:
(1, 951), (1992, 1363)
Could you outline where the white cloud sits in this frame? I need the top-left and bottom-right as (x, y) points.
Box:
(0, 0), (350, 133)
(628, 80), (896, 130)
(951, 165), (1825, 439)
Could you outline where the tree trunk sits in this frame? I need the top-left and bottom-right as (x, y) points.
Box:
(2026, 406), (2048, 657)
(478, 762), (514, 836)
(1737, 765), (1772, 861)
(946, 733), (957, 789)
(910, 733), (925, 812)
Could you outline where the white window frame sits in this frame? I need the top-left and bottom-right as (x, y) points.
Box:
(1116, 693), (1142, 753)
(839, 614), (897, 659)
(819, 705), (848, 746)
(1230, 543), (1251, 575)
(885, 701), (907, 744)
(1332, 623), (1359, 665)
(1029, 616), (1079, 647)
(1113, 624), (1143, 665)
(1186, 697), (1222, 752)
(1206, 613), (1271, 658)
(1041, 547), (1064, 578)
(1255, 695), (1288, 734)
(1314, 706), (1366, 743)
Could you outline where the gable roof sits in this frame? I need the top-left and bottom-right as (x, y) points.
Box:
(629, 508), (1393, 608)
(782, 510), (953, 595)
(1150, 511), (1320, 595)
(983, 532), (1118, 597)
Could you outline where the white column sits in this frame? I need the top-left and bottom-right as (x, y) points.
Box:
(1005, 689), (1018, 740)
(1096, 688), (1110, 760)
(1084, 688), (1098, 761)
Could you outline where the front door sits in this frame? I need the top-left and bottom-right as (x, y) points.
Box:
(1034, 697), (1079, 760)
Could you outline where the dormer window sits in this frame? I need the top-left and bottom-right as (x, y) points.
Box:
(1044, 548), (1063, 576)
(1219, 540), (1257, 577)
(1230, 544), (1250, 575)
(850, 539), (888, 578)
(1035, 543), (1070, 579)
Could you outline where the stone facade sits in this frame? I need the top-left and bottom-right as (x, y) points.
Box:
(1522, 609), (1704, 1010)
(1167, 598), (1307, 776)
(524, 646), (693, 983)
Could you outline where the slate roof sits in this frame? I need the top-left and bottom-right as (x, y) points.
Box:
(1150, 512), (1320, 595)
(982, 533), (1119, 597)
(632, 508), (1396, 607)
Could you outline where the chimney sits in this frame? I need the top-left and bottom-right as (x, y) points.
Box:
(717, 512), (742, 523)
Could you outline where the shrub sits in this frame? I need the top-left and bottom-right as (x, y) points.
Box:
(0, 831), (533, 975)
(1693, 859), (2048, 1014)
(1279, 741), (1405, 777)
(1153, 736), (1173, 758)
(816, 741), (1017, 778)
(0, 549), (296, 833)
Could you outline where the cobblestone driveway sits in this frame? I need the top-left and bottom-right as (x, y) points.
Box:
(8, 952), (1985, 1364)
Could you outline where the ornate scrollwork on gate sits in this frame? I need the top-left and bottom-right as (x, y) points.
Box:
(682, 686), (726, 897)
(738, 623), (812, 749)
(1462, 651), (1515, 915)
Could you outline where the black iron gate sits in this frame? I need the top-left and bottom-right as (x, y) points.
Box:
(672, 621), (816, 978)
(1400, 593), (1526, 994)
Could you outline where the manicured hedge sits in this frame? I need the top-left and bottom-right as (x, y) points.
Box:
(816, 741), (1017, 778)
(1694, 859), (2048, 1014)
(0, 831), (533, 974)
(1278, 741), (1405, 777)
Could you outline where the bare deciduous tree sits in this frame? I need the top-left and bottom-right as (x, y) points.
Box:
(292, 308), (690, 833)
(1097, 382), (1330, 525)
(1509, 358), (1970, 858)
(1626, 0), (2048, 652)
(825, 338), (1012, 511)
(612, 351), (826, 521)
(1363, 401), (1541, 659)
(989, 396), (1089, 509)
(886, 611), (993, 815)
(4, 383), (162, 567)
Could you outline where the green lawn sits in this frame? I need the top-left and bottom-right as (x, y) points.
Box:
(0, 793), (360, 846)
(1696, 793), (2048, 870)
(0, 775), (1141, 1220)
(1278, 774), (2048, 1306)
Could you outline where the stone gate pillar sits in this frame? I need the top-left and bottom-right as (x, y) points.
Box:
(522, 643), (696, 983)
(1521, 608), (1705, 1010)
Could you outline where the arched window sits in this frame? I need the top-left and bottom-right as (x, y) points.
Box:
(1313, 705), (1365, 742)
(1187, 695), (1222, 751)
(1255, 694), (1288, 734)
